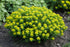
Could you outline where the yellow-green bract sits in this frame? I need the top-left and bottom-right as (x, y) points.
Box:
(55, 0), (70, 10)
(4, 6), (68, 43)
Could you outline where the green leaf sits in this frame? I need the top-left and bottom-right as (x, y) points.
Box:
(0, 13), (2, 21)
(3, 18), (5, 22)
(2, 8), (7, 12)
(0, 22), (2, 26)
(0, 3), (5, 7)
(41, 0), (45, 3)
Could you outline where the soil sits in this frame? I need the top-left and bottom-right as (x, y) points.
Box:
(0, 12), (70, 47)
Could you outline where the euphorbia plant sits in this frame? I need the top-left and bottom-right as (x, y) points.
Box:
(4, 6), (68, 43)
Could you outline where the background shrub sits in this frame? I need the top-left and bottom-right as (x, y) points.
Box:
(4, 6), (68, 43)
(55, 0), (70, 10)
(0, 0), (9, 26)
(44, 0), (70, 11)
(23, 0), (47, 7)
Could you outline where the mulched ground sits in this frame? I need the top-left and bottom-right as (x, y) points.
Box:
(0, 12), (70, 47)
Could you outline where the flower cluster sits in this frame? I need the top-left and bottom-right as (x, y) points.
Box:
(4, 6), (68, 43)
(55, 0), (70, 10)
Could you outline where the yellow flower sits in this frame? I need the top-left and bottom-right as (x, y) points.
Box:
(61, 1), (65, 3)
(37, 14), (40, 17)
(61, 33), (64, 36)
(23, 35), (26, 39)
(13, 32), (16, 35)
(63, 4), (67, 7)
(61, 30), (63, 33)
(20, 19), (23, 23)
(12, 11), (21, 15)
(35, 17), (38, 20)
(39, 31), (42, 34)
(65, 26), (68, 29)
(22, 16), (25, 18)
(13, 22), (15, 25)
(35, 21), (38, 23)
(17, 27), (20, 30)
(38, 22), (41, 27)
(46, 19), (49, 22)
(55, 30), (60, 34)
(31, 21), (34, 23)
(21, 6), (24, 8)
(40, 14), (42, 17)
(33, 24), (36, 27)
(29, 22), (32, 25)
(26, 22), (28, 24)
(29, 38), (34, 42)
(10, 23), (13, 26)
(6, 20), (10, 22)
(51, 37), (55, 40)
(44, 30), (47, 33)
(66, 1), (69, 4)
(63, 27), (66, 30)
(11, 29), (15, 32)
(42, 18), (45, 21)
(37, 37), (40, 40)
(30, 33), (34, 37)
(23, 23), (26, 25)
(16, 22), (19, 25)
(34, 27), (37, 29)
(7, 16), (13, 20)
(35, 31), (38, 35)
(26, 30), (29, 34)
(20, 25), (24, 29)
(43, 12), (46, 14)
(22, 31), (25, 35)
(41, 27), (44, 31)
(18, 8), (24, 13)
(48, 21), (51, 24)
(26, 13), (29, 16)
(46, 33), (50, 37)
(4, 24), (8, 28)
(29, 16), (32, 18)
(29, 28), (34, 31)
(14, 26), (17, 28)
(35, 10), (39, 13)
(17, 31), (21, 35)
(42, 33), (45, 37)
(55, 6), (58, 9)
(43, 24), (47, 28)
(56, 26), (60, 30)
(19, 16), (21, 19)
(16, 15), (19, 18)
(49, 25), (52, 28)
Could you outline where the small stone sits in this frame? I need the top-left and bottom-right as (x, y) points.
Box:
(56, 43), (61, 47)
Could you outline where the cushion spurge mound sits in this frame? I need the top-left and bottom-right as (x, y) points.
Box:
(4, 6), (68, 43)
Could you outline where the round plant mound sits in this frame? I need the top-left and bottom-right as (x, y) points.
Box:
(4, 6), (68, 43)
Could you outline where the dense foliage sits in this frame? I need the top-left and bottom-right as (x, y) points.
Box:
(23, 0), (47, 7)
(0, 0), (9, 26)
(4, 6), (68, 43)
